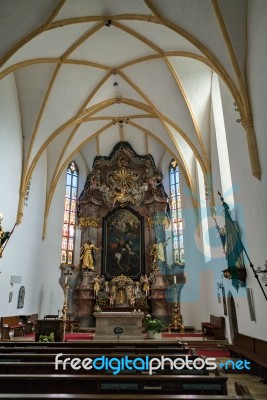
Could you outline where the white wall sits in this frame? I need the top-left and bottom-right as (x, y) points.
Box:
(204, 2), (267, 341)
(37, 152), (88, 317)
(154, 153), (208, 329)
(0, 74), (45, 317)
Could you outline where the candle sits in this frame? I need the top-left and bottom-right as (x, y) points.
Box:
(65, 276), (68, 284)
(174, 276), (176, 284)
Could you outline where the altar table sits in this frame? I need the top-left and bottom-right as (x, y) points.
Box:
(94, 311), (144, 340)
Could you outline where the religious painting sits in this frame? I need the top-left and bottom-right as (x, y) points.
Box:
(17, 286), (25, 309)
(103, 207), (144, 279)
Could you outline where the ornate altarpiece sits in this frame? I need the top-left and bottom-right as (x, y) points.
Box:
(63, 142), (185, 327)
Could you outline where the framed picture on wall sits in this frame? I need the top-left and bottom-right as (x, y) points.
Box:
(17, 286), (25, 309)
(222, 286), (227, 316)
(8, 291), (13, 303)
(102, 206), (144, 279)
(246, 288), (256, 321)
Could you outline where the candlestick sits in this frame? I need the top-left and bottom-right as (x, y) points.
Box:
(174, 276), (176, 284)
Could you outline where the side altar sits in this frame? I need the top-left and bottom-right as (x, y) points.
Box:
(94, 312), (144, 340)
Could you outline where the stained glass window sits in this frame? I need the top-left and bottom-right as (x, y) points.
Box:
(61, 161), (78, 265)
(169, 160), (184, 263)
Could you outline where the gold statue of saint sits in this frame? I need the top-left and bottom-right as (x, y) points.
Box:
(150, 237), (170, 270)
(80, 240), (101, 270)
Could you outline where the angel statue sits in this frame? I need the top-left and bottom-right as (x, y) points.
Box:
(90, 274), (105, 298)
(140, 273), (154, 297)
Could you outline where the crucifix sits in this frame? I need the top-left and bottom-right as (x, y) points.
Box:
(61, 270), (73, 340)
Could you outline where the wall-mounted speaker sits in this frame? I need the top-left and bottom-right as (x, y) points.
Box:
(10, 275), (22, 285)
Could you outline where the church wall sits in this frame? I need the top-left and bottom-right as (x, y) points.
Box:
(38, 162), (65, 318)
(215, 3), (267, 342)
(0, 74), (46, 317)
(161, 154), (206, 328)
(161, 152), (211, 329)
(202, 114), (232, 339)
(0, 75), (22, 229)
(247, 0), (267, 181)
(247, 3), (267, 328)
(38, 153), (88, 318)
(194, 163), (227, 331)
(0, 74), (23, 316)
(177, 170), (208, 329)
(16, 154), (47, 316)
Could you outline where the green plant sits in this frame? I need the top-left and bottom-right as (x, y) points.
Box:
(38, 332), (55, 342)
(144, 314), (165, 333)
(96, 296), (109, 307)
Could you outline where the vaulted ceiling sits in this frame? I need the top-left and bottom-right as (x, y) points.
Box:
(0, 0), (258, 225)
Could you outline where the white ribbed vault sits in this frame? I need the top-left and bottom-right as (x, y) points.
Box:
(0, 0), (260, 228)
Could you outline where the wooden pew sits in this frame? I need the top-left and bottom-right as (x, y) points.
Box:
(0, 339), (186, 348)
(0, 351), (195, 363)
(227, 333), (267, 383)
(0, 354), (206, 375)
(0, 383), (255, 400)
(201, 315), (225, 340)
(25, 313), (38, 334)
(0, 346), (190, 355)
(0, 316), (25, 340)
(19, 314), (39, 334)
(0, 381), (255, 400)
(0, 372), (228, 395)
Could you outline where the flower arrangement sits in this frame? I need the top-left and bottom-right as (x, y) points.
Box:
(144, 314), (165, 333)
(38, 332), (55, 342)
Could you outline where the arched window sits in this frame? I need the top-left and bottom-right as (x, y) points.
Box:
(169, 160), (184, 263)
(61, 161), (79, 265)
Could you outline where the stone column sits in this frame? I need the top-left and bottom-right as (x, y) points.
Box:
(150, 271), (169, 323)
(74, 271), (95, 327)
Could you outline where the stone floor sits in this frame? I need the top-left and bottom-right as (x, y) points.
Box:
(226, 373), (267, 399)
(216, 357), (267, 400)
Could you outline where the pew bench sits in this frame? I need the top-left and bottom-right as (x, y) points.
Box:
(25, 313), (38, 334)
(0, 316), (25, 340)
(0, 356), (208, 375)
(0, 339), (186, 348)
(0, 351), (194, 363)
(0, 345), (189, 354)
(0, 381), (255, 400)
(0, 372), (228, 395)
(227, 333), (267, 383)
(19, 314), (39, 334)
(201, 315), (225, 340)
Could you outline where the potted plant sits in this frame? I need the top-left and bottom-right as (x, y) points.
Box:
(144, 314), (165, 339)
(38, 332), (55, 342)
